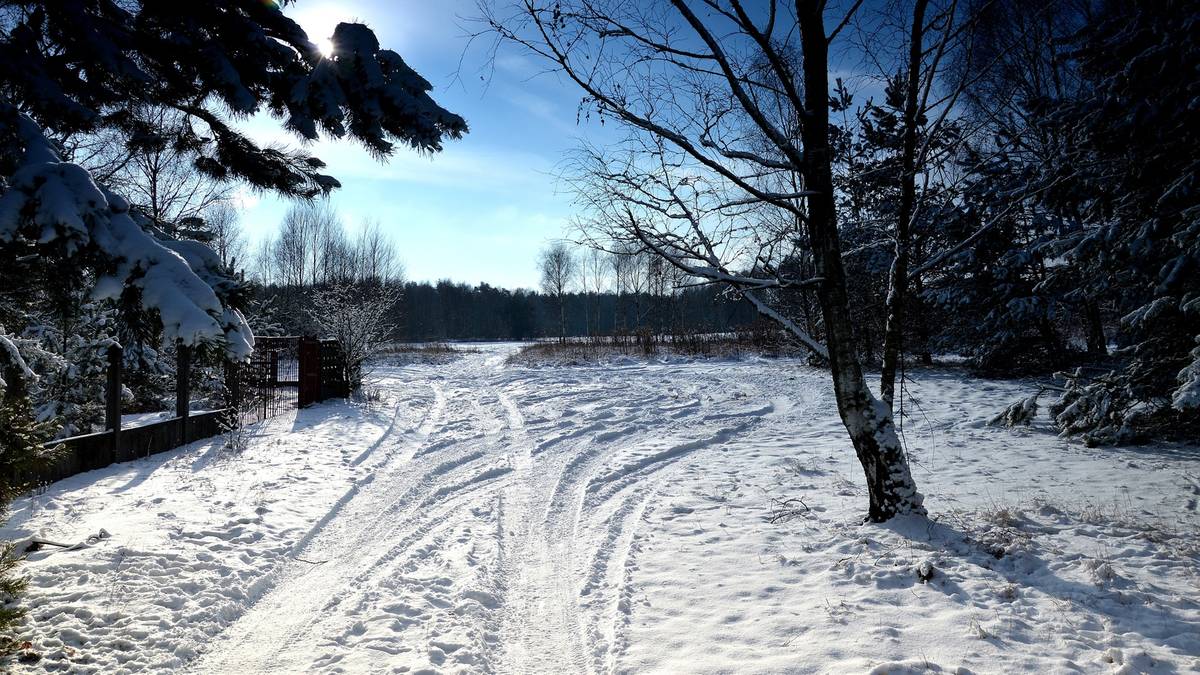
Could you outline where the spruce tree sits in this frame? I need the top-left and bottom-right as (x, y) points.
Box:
(0, 334), (58, 658)
(1030, 0), (1200, 443)
(1, 1), (467, 360)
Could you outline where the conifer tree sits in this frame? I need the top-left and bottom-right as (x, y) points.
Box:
(1030, 0), (1200, 443)
(1, 1), (467, 359)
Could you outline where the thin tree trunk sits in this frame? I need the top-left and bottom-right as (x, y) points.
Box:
(880, 0), (929, 411)
(798, 5), (925, 522)
(1085, 301), (1106, 357)
(559, 294), (566, 343)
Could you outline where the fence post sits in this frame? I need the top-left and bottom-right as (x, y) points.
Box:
(105, 344), (122, 461)
(298, 336), (319, 408)
(177, 343), (191, 442)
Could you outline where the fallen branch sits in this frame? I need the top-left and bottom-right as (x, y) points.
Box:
(767, 496), (811, 524)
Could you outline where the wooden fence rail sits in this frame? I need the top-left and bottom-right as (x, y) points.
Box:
(29, 336), (348, 488)
(35, 410), (228, 485)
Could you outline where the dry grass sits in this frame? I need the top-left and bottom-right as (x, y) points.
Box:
(507, 329), (803, 366)
(377, 342), (473, 365)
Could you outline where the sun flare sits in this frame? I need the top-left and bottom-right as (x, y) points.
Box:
(292, 4), (346, 58)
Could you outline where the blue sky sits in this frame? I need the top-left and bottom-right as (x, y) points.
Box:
(239, 0), (613, 289)
(239, 1), (886, 289)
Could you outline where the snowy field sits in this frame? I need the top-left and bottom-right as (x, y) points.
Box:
(2, 342), (1198, 674)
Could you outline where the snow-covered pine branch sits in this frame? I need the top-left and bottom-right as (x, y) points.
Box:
(0, 329), (34, 395)
(0, 112), (252, 360)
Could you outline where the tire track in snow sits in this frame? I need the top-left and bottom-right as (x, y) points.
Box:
(287, 381), (447, 558)
(256, 379), (525, 672)
(493, 380), (603, 675)
(489, 369), (754, 674)
(583, 420), (760, 506)
(191, 378), (523, 673)
(347, 377), (416, 467)
(569, 376), (773, 673)
(190, 349), (782, 674)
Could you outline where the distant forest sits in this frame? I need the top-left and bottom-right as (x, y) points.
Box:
(258, 281), (758, 342)
(241, 202), (760, 342)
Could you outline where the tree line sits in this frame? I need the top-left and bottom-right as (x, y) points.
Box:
(245, 203), (758, 342)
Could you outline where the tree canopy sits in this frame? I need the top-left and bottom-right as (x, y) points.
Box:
(0, 1), (466, 360)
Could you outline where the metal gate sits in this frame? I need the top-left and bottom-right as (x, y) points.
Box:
(228, 336), (347, 423)
(298, 337), (320, 407)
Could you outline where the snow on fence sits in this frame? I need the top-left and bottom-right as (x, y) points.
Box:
(30, 337), (348, 486)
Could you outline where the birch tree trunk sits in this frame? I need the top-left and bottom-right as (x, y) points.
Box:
(798, 4), (925, 522)
(880, 0), (929, 411)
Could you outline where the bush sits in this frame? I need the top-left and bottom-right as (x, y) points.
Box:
(0, 543), (27, 657)
(0, 341), (61, 658)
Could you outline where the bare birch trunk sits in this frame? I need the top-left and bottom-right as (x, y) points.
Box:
(798, 5), (925, 522)
(880, 0), (929, 411)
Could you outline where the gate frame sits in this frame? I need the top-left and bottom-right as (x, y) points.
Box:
(298, 336), (321, 407)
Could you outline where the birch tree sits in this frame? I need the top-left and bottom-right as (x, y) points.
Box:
(538, 241), (577, 342)
(483, 0), (926, 521)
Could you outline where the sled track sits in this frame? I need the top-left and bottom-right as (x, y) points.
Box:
(192, 348), (775, 674)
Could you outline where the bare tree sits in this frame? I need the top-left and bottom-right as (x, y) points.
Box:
(620, 244), (651, 332)
(609, 246), (630, 334)
(260, 201), (342, 287)
(865, 0), (986, 409)
(309, 281), (404, 392)
(72, 106), (232, 228)
(577, 246), (610, 336)
(255, 204), (408, 290)
(356, 219), (404, 284)
(484, 0), (925, 520)
(203, 203), (247, 270)
(538, 242), (577, 341)
(575, 247), (593, 335)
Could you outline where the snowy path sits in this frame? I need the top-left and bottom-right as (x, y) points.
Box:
(5, 343), (1199, 673)
(189, 345), (785, 673)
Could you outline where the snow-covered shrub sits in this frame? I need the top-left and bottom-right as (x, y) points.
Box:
(0, 329), (62, 504)
(308, 283), (401, 392)
(0, 334), (60, 657)
(0, 542), (27, 658)
(1173, 334), (1200, 413)
(118, 339), (172, 414)
(34, 300), (116, 437)
(1048, 301), (1200, 446)
(244, 293), (287, 339)
(988, 393), (1040, 428)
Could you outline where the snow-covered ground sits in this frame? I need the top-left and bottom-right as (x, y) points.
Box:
(3, 343), (1198, 673)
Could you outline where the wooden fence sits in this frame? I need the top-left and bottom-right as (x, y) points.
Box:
(35, 410), (228, 485)
(32, 336), (348, 487)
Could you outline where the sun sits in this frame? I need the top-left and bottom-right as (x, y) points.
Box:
(291, 4), (346, 58)
(318, 36), (336, 58)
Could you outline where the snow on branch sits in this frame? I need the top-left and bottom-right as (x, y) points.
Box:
(0, 111), (253, 360)
(0, 329), (35, 393)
